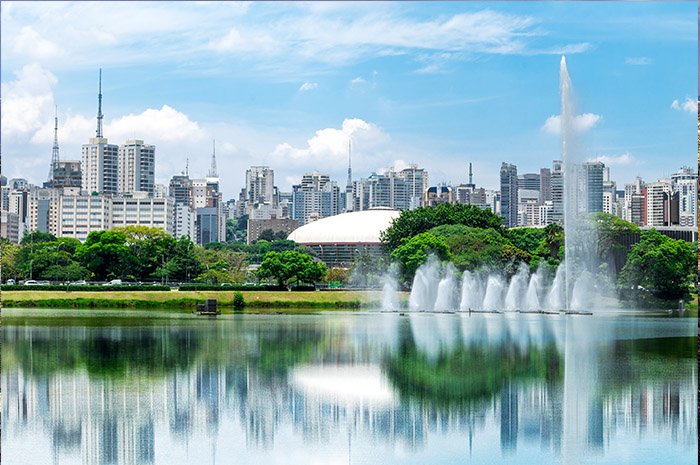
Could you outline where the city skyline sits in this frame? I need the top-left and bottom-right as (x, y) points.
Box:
(1, 2), (697, 200)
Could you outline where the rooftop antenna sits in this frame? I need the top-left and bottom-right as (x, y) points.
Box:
(185, 158), (189, 177)
(469, 162), (473, 185)
(48, 105), (59, 182)
(208, 140), (218, 177)
(96, 68), (103, 138)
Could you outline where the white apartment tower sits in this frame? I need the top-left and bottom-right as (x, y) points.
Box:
(118, 140), (155, 195)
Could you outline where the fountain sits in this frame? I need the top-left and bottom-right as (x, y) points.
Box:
(379, 57), (609, 314)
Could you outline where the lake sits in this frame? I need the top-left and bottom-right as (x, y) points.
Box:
(2, 308), (696, 464)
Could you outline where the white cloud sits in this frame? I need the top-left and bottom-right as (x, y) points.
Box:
(542, 113), (602, 134)
(671, 97), (696, 113)
(350, 77), (365, 84)
(586, 153), (635, 166)
(625, 56), (652, 65)
(105, 105), (208, 143)
(207, 27), (278, 53)
(13, 26), (65, 60)
(271, 118), (391, 170)
(1, 63), (58, 137)
(299, 82), (318, 92)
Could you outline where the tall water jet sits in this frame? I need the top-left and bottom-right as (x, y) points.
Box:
(482, 275), (505, 311)
(546, 262), (566, 310)
(408, 256), (441, 311)
(381, 269), (400, 312)
(560, 56), (600, 310)
(434, 263), (458, 311)
(525, 268), (542, 311)
(504, 263), (529, 311)
(459, 271), (484, 311)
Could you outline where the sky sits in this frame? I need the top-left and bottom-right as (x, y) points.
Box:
(1, 1), (697, 200)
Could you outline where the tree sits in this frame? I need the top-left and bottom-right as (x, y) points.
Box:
(21, 230), (57, 245)
(390, 232), (450, 285)
(1, 239), (21, 280)
(380, 203), (505, 252)
(591, 212), (640, 274)
(74, 230), (135, 281)
(257, 229), (288, 242)
(543, 223), (564, 260)
(167, 235), (202, 282)
(507, 228), (545, 255)
(619, 229), (697, 298)
(258, 251), (327, 287)
(113, 226), (177, 280)
(349, 253), (386, 287)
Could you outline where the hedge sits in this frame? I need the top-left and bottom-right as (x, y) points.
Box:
(1, 284), (171, 292)
(178, 284), (287, 291)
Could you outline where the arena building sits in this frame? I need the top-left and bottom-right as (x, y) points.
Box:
(287, 208), (400, 267)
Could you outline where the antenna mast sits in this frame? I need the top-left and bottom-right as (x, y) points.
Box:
(48, 105), (60, 182)
(96, 69), (103, 138)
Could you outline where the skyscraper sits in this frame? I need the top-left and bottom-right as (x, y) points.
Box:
(539, 168), (552, 203)
(118, 140), (155, 195)
(500, 163), (518, 228)
(82, 70), (118, 194)
(582, 161), (604, 213)
(551, 160), (564, 223)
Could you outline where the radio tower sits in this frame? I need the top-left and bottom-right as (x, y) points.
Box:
(48, 105), (60, 182)
(208, 140), (218, 177)
(96, 69), (104, 138)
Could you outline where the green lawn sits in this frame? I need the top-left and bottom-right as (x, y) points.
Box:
(0, 289), (406, 309)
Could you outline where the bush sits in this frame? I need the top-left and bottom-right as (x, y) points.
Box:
(233, 291), (245, 309)
(178, 284), (286, 291)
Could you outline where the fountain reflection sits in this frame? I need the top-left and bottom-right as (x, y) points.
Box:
(2, 312), (696, 464)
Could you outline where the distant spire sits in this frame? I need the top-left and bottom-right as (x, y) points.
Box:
(469, 162), (473, 185)
(96, 69), (103, 138)
(208, 140), (218, 177)
(346, 139), (352, 189)
(185, 158), (189, 177)
(49, 105), (59, 181)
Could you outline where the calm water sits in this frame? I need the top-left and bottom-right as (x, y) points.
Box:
(2, 308), (696, 465)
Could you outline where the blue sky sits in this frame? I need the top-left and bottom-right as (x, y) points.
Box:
(1, 1), (697, 199)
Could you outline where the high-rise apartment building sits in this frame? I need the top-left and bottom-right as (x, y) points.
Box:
(245, 166), (275, 206)
(27, 188), (60, 236)
(292, 171), (341, 226)
(582, 161), (605, 213)
(671, 167), (698, 227)
(395, 164), (428, 209)
(118, 140), (155, 195)
(539, 168), (552, 203)
(500, 163), (518, 228)
(355, 172), (410, 211)
(645, 180), (672, 227)
(52, 161), (82, 189)
(550, 160), (563, 223)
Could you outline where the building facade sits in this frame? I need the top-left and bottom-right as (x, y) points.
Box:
(118, 140), (155, 195)
(500, 163), (518, 228)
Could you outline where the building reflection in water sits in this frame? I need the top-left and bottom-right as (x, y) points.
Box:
(2, 312), (696, 464)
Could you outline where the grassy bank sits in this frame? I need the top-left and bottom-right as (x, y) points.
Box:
(0, 290), (404, 310)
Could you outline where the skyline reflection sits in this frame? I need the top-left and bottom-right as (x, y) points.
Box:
(2, 310), (696, 465)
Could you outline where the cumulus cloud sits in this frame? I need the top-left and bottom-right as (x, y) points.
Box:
(671, 97), (696, 113)
(1, 63), (58, 137)
(105, 105), (208, 143)
(625, 57), (652, 65)
(299, 82), (318, 92)
(271, 118), (391, 169)
(351, 77), (365, 84)
(13, 26), (65, 60)
(586, 153), (635, 166)
(542, 113), (602, 134)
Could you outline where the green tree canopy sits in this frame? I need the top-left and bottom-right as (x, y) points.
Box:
(619, 229), (697, 298)
(20, 230), (57, 245)
(258, 250), (327, 287)
(74, 230), (135, 281)
(390, 232), (450, 285)
(380, 203), (505, 251)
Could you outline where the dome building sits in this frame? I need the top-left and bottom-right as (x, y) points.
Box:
(288, 208), (400, 267)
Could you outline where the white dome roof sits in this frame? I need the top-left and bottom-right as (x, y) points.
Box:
(288, 209), (400, 244)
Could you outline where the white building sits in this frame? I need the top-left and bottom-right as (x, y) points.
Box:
(111, 196), (174, 236)
(671, 167), (697, 227)
(82, 137), (119, 195)
(58, 195), (112, 241)
(645, 179), (672, 227)
(245, 166), (275, 207)
(118, 140), (155, 195)
(27, 188), (60, 236)
(174, 204), (196, 239)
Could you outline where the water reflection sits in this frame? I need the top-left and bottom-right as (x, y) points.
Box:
(2, 311), (696, 464)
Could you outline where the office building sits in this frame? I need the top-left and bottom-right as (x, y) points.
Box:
(500, 163), (518, 228)
(118, 140), (155, 195)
